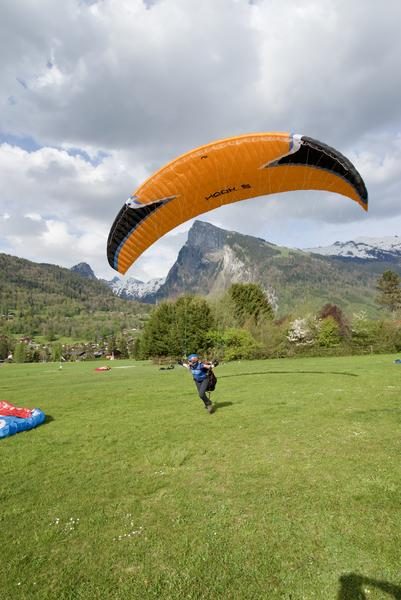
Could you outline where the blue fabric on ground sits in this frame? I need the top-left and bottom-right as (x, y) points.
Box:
(0, 409), (46, 439)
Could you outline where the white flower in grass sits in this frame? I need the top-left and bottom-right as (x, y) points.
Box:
(115, 526), (144, 541)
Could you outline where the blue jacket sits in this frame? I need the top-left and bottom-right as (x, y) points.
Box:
(189, 361), (209, 382)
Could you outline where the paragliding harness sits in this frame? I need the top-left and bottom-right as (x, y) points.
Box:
(206, 359), (219, 393)
(206, 367), (217, 392)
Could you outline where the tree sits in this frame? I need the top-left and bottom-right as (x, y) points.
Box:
(116, 334), (129, 359)
(173, 295), (214, 356)
(14, 342), (27, 363)
(107, 336), (118, 356)
(287, 316), (318, 346)
(140, 302), (177, 358)
(317, 316), (341, 347)
(318, 304), (350, 338)
(139, 295), (215, 359)
(255, 317), (290, 358)
(0, 336), (10, 360)
(376, 271), (401, 312)
(220, 328), (261, 360)
(351, 311), (378, 349)
(228, 283), (274, 326)
(51, 343), (63, 362)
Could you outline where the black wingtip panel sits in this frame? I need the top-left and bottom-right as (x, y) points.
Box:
(271, 135), (368, 204)
(107, 201), (165, 269)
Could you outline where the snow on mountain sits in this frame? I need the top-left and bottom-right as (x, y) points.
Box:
(304, 236), (401, 260)
(70, 261), (165, 302)
(108, 276), (166, 301)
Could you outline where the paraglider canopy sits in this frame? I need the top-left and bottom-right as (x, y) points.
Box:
(107, 132), (368, 274)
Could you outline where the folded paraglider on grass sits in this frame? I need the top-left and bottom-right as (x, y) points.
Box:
(0, 400), (46, 439)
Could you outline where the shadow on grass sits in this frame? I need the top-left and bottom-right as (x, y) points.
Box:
(219, 370), (358, 379)
(44, 415), (55, 425)
(337, 573), (401, 599)
(353, 408), (401, 416)
(213, 402), (233, 411)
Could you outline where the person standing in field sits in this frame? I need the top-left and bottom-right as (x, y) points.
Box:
(182, 353), (216, 414)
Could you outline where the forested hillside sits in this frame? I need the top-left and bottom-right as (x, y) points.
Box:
(2, 250), (401, 363)
(0, 253), (149, 341)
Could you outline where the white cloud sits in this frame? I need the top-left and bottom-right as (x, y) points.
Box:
(1, 0), (401, 279)
(24, 212), (43, 221)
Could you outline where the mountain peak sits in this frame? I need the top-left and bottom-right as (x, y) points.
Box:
(187, 220), (229, 251)
(108, 275), (165, 302)
(187, 220), (271, 251)
(70, 262), (96, 279)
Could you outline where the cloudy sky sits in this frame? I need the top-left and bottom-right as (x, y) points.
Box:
(1, 0), (401, 281)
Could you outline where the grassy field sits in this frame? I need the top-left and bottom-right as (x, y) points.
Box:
(1, 355), (401, 600)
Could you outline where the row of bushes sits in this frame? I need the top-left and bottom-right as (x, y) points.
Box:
(133, 291), (401, 361)
(3, 285), (401, 363)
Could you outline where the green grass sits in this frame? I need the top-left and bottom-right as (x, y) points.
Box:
(1, 355), (401, 599)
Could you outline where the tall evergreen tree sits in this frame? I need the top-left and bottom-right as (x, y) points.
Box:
(174, 295), (214, 356)
(228, 283), (274, 326)
(140, 302), (177, 357)
(376, 271), (401, 312)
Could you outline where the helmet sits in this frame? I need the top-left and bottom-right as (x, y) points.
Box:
(187, 354), (199, 361)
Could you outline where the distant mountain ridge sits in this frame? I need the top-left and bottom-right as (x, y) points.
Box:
(83, 221), (401, 316)
(3, 221), (400, 343)
(305, 236), (401, 261)
(149, 221), (397, 314)
(108, 275), (166, 302)
(71, 262), (165, 303)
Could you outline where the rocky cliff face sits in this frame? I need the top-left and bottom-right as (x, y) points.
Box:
(71, 222), (401, 316)
(156, 221), (279, 308)
(153, 221), (401, 315)
(70, 262), (97, 279)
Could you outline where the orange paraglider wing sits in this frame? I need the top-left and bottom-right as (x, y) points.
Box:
(107, 132), (367, 274)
